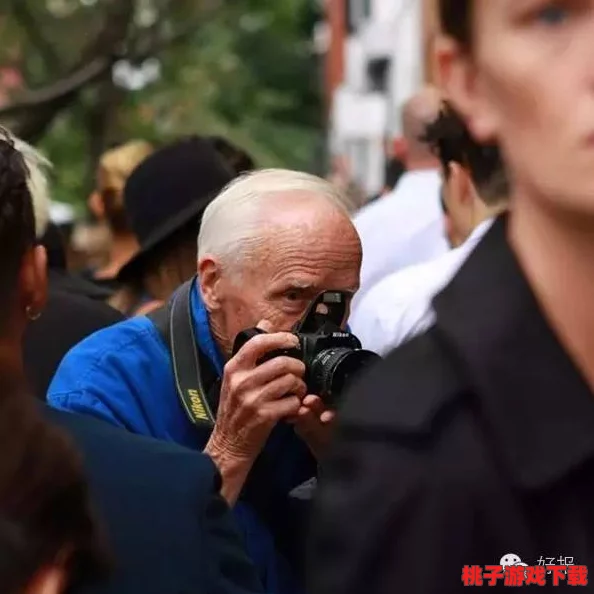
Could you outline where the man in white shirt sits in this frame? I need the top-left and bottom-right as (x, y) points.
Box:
(351, 104), (509, 355)
(352, 86), (449, 313)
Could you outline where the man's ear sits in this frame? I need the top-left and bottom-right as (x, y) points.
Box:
(19, 245), (48, 320)
(392, 137), (408, 161)
(435, 36), (498, 143)
(198, 255), (223, 311)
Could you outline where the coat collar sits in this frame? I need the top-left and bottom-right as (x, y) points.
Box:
(433, 215), (594, 490)
(189, 278), (225, 376)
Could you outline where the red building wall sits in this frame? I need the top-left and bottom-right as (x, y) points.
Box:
(324, 0), (346, 114)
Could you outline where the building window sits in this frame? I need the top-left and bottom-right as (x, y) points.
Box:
(367, 57), (391, 93)
(347, 0), (372, 34)
(362, 0), (372, 19)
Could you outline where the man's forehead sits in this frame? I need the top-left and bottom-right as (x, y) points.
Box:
(270, 269), (359, 294)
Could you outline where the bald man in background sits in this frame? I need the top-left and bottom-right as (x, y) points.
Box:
(351, 86), (448, 315)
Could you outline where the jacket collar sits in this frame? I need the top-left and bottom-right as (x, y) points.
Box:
(433, 215), (594, 490)
(189, 279), (225, 376)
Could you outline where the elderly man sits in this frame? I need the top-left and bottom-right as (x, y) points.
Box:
(48, 169), (362, 594)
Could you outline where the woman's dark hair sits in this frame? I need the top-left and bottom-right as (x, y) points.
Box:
(0, 130), (37, 328)
(0, 375), (109, 593)
(0, 129), (108, 592)
(439, 0), (472, 46)
(40, 222), (68, 270)
(423, 103), (508, 205)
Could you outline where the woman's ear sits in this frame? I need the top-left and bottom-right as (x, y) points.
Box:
(88, 191), (105, 220)
(20, 245), (48, 321)
(435, 36), (498, 143)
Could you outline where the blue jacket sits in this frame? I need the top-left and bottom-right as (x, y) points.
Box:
(48, 282), (316, 594)
(47, 406), (263, 594)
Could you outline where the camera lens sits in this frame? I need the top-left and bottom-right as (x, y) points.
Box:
(309, 348), (381, 408)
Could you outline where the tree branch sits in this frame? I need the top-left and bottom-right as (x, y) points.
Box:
(0, 57), (112, 118)
(0, 0), (224, 141)
(0, 16), (200, 120)
(77, 0), (136, 65)
(0, 0), (137, 141)
(131, 20), (203, 62)
(9, 0), (62, 73)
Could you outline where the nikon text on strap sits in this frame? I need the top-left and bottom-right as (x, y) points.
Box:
(148, 279), (216, 428)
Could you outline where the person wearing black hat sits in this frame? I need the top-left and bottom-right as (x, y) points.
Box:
(207, 136), (256, 176)
(109, 136), (235, 316)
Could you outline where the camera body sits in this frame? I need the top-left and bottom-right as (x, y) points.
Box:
(232, 291), (380, 408)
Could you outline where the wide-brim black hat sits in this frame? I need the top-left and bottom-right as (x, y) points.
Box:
(117, 136), (234, 281)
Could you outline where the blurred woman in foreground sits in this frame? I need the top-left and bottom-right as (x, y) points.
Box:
(309, 1), (594, 593)
(0, 129), (106, 593)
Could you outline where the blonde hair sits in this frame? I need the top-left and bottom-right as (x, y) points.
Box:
(198, 168), (351, 265)
(12, 137), (52, 239)
(98, 140), (154, 195)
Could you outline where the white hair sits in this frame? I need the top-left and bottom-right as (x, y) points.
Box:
(198, 168), (351, 267)
(12, 136), (53, 239)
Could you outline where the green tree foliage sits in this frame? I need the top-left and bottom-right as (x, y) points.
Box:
(0, 0), (323, 208)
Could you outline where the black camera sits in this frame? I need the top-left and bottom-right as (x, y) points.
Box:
(232, 291), (380, 408)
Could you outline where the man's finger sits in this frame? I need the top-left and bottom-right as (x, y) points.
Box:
(302, 394), (325, 414)
(248, 356), (306, 388)
(258, 373), (307, 403)
(260, 395), (302, 421)
(228, 331), (299, 369)
(297, 406), (314, 418)
(256, 319), (275, 333)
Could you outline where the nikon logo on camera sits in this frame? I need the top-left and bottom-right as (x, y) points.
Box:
(187, 389), (208, 421)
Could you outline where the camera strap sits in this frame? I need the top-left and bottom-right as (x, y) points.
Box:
(147, 279), (216, 429)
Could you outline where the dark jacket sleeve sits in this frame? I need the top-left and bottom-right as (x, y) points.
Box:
(307, 336), (481, 594)
(202, 471), (264, 594)
(24, 291), (124, 400)
(46, 408), (263, 594)
(308, 434), (478, 594)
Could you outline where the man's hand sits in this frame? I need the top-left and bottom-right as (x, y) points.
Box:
(291, 395), (336, 460)
(205, 321), (306, 505)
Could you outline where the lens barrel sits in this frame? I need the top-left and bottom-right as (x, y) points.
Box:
(309, 347), (380, 408)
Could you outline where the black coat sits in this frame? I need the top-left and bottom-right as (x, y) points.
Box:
(24, 290), (123, 400)
(47, 407), (263, 594)
(308, 216), (594, 594)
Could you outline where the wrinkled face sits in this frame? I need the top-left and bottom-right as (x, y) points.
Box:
(440, 0), (594, 217)
(203, 199), (362, 354)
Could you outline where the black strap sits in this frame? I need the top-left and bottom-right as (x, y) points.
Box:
(148, 279), (216, 428)
(150, 280), (314, 578)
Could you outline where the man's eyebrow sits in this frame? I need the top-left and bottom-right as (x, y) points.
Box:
(285, 281), (316, 291)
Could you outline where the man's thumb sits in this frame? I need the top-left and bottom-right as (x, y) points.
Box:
(256, 319), (274, 333)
